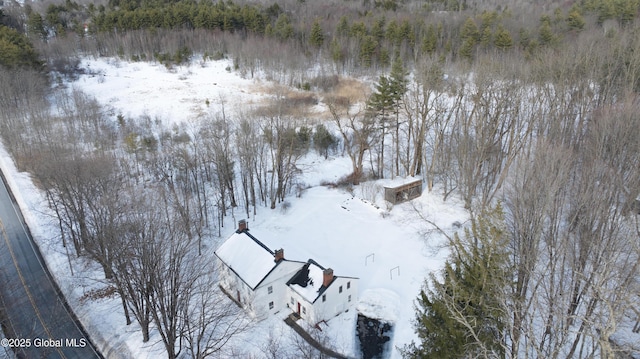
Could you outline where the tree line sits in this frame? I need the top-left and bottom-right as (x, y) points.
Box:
(11, 0), (640, 73)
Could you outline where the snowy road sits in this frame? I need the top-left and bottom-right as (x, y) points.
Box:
(0, 170), (102, 359)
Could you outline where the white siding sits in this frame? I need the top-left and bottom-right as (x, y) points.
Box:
(313, 277), (358, 323)
(287, 277), (358, 325)
(218, 262), (256, 316)
(254, 261), (305, 318)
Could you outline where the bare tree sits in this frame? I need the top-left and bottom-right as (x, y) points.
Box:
(145, 208), (196, 359)
(260, 101), (308, 209)
(402, 59), (448, 179)
(502, 100), (640, 358)
(259, 328), (292, 359)
(182, 274), (250, 359)
(110, 193), (160, 341)
(236, 113), (265, 218)
(328, 97), (378, 185)
(449, 65), (532, 210)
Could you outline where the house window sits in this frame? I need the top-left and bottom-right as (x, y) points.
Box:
(339, 285), (343, 293)
(269, 301), (274, 310)
(291, 297), (295, 305)
(348, 295), (352, 302)
(347, 281), (351, 289)
(322, 294), (326, 302)
(302, 307), (306, 315)
(268, 286), (273, 294)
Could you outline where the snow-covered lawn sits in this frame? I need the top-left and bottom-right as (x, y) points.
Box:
(1, 57), (469, 358)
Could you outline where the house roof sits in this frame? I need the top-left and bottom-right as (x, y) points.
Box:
(214, 229), (280, 289)
(287, 259), (337, 304)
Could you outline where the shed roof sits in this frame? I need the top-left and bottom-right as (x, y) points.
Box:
(381, 176), (422, 189)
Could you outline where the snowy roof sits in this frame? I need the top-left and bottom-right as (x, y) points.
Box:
(288, 260), (328, 304)
(214, 230), (279, 289)
(380, 176), (421, 189)
(287, 259), (359, 304)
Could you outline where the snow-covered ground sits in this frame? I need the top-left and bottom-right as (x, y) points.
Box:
(75, 57), (270, 125)
(0, 57), (468, 358)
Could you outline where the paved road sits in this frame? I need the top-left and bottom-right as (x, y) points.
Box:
(0, 170), (103, 359)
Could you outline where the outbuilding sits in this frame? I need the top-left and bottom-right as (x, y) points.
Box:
(383, 177), (423, 204)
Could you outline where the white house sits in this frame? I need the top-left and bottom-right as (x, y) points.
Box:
(214, 220), (358, 325)
(214, 220), (305, 320)
(287, 260), (358, 324)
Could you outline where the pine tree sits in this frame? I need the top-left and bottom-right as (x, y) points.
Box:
(313, 124), (337, 159)
(336, 15), (350, 37)
(371, 16), (386, 41)
(0, 25), (43, 69)
(460, 17), (479, 43)
(27, 12), (47, 40)
(389, 57), (408, 105)
(493, 25), (513, 50)
(309, 19), (324, 48)
(459, 37), (475, 60)
(403, 205), (509, 359)
(330, 37), (344, 64)
(421, 24), (437, 54)
(566, 10), (585, 31)
(274, 13), (294, 41)
(359, 35), (377, 67)
(538, 21), (555, 46)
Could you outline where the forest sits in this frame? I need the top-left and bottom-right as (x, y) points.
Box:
(1, 0), (640, 357)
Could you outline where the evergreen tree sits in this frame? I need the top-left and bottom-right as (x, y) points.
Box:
(368, 75), (395, 116)
(389, 57), (408, 104)
(399, 19), (414, 47)
(351, 21), (368, 40)
(403, 205), (509, 359)
(616, 0), (638, 25)
(359, 35), (377, 67)
(274, 13), (294, 40)
(421, 24), (437, 54)
(27, 12), (47, 40)
(493, 25), (513, 50)
(309, 19), (324, 48)
(566, 10), (585, 31)
(313, 124), (337, 159)
(371, 16), (386, 41)
(330, 37), (344, 64)
(336, 15), (350, 37)
(0, 25), (43, 69)
(480, 26), (492, 47)
(385, 19), (399, 43)
(460, 17), (479, 42)
(538, 21), (556, 46)
(459, 37), (475, 60)
(598, 0), (616, 23)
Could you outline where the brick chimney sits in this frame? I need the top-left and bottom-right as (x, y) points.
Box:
(274, 248), (284, 262)
(322, 268), (334, 287)
(237, 219), (248, 233)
